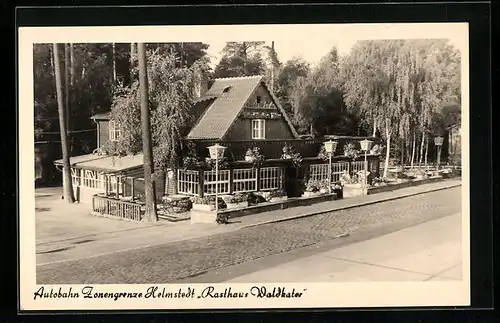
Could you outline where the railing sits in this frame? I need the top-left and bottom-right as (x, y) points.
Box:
(187, 139), (324, 161)
(91, 194), (143, 221)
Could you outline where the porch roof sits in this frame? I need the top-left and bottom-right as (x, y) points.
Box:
(54, 153), (144, 173)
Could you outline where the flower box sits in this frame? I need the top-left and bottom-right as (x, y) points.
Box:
(270, 196), (288, 203)
(302, 191), (321, 198)
(343, 183), (366, 197)
(192, 203), (214, 212)
(245, 155), (256, 162)
(226, 201), (249, 209)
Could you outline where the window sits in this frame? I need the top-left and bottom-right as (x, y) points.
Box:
(252, 119), (266, 139)
(178, 169), (199, 195)
(260, 167), (282, 191)
(203, 170), (230, 195)
(221, 86), (232, 95)
(109, 121), (121, 142)
(256, 96), (262, 104)
(233, 168), (257, 193)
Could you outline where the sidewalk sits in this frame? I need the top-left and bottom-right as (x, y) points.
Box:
(36, 178), (461, 265)
(222, 212), (463, 282)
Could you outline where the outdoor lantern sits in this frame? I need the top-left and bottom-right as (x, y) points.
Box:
(434, 136), (444, 146)
(207, 144), (227, 213)
(323, 140), (338, 194)
(207, 144), (227, 160)
(324, 140), (338, 155)
(359, 139), (374, 152)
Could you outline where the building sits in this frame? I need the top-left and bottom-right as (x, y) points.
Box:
(54, 75), (380, 209)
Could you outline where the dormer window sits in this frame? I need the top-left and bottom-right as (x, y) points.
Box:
(221, 86), (232, 95)
(109, 121), (121, 142)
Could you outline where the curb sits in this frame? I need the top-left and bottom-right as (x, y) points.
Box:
(238, 183), (461, 229)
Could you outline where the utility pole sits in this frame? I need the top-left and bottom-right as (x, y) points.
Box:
(270, 41), (275, 93)
(137, 42), (158, 222)
(53, 43), (75, 203)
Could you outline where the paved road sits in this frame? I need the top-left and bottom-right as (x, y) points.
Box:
(184, 213), (462, 283)
(37, 187), (461, 284)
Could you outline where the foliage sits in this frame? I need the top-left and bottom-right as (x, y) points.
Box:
(246, 192), (267, 205)
(228, 193), (248, 204)
(109, 50), (210, 171)
(268, 189), (287, 199)
(204, 156), (230, 170)
(192, 195), (227, 209)
(370, 144), (383, 155)
(304, 179), (321, 192)
(340, 171), (361, 185)
(281, 144), (302, 167)
(245, 147), (265, 168)
(343, 143), (359, 160)
(213, 42), (268, 78)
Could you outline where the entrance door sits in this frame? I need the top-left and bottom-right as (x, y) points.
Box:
(284, 166), (304, 197)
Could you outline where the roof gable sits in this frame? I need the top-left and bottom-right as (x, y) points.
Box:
(186, 75), (299, 140)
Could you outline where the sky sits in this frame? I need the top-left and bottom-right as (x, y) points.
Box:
(204, 39), (358, 69)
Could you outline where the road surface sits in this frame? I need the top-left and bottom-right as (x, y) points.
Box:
(36, 187), (462, 284)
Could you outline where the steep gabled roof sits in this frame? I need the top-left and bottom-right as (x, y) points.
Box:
(186, 75), (299, 140)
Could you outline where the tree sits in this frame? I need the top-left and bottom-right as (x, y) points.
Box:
(137, 42), (158, 222)
(53, 43), (75, 203)
(108, 49), (207, 173)
(213, 41), (267, 78)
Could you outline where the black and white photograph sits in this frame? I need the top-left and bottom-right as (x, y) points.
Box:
(19, 22), (469, 310)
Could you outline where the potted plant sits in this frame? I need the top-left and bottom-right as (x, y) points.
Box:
(282, 144), (303, 167)
(268, 189), (288, 202)
(302, 179), (321, 197)
(244, 147), (265, 168)
(340, 171), (366, 197)
(319, 179), (330, 194)
(191, 196), (227, 211)
(226, 193), (249, 209)
(343, 143), (359, 160)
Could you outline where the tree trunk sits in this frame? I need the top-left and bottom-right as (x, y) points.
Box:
(64, 44), (70, 134)
(400, 137), (405, 166)
(410, 130), (416, 168)
(372, 118), (377, 137)
(53, 43), (75, 203)
(112, 43), (117, 83)
(70, 43), (75, 86)
(383, 123), (391, 178)
(419, 131), (425, 166)
(138, 42), (158, 222)
(130, 43), (136, 84)
(424, 135), (429, 168)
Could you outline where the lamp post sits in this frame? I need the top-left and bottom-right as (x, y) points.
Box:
(359, 139), (374, 194)
(434, 136), (444, 170)
(323, 140), (338, 193)
(208, 144), (227, 212)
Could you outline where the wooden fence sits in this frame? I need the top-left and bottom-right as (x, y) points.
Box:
(91, 194), (144, 221)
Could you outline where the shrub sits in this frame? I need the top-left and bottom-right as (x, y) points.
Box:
(192, 195), (227, 209)
(247, 192), (267, 205)
(229, 193), (248, 204)
(305, 179), (321, 192)
(268, 189), (286, 198)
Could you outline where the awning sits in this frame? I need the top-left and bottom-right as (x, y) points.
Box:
(54, 153), (144, 174)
